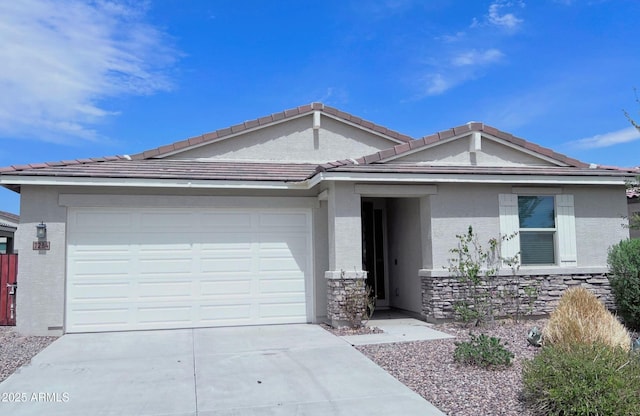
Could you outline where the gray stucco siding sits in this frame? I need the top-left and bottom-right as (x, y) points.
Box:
(168, 115), (399, 164)
(426, 183), (629, 271)
(15, 186), (67, 336)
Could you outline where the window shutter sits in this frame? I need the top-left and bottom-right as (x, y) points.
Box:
(498, 194), (520, 261)
(556, 194), (577, 266)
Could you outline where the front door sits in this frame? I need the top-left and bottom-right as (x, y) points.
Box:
(361, 199), (388, 308)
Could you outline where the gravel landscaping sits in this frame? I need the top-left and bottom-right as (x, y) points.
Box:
(357, 319), (547, 416)
(0, 327), (58, 382)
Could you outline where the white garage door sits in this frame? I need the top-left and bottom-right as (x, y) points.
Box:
(66, 207), (312, 333)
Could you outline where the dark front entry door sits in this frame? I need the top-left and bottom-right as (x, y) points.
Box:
(361, 200), (388, 307)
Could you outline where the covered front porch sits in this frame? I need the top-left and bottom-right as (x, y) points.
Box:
(321, 182), (436, 327)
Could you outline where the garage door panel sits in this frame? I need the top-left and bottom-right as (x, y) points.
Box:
(200, 279), (252, 296)
(199, 303), (252, 323)
(259, 279), (305, 294)
(258, 301), (306, 319)
(68, 307), (130, 329)
(74, 211), (133, 231)
(200, 212), (253, 229)
(140, 212), (195, 231)
(67, 207), (311, 332)
(259, 212), (307, 228)
(70, 282), (130, 300)
(137, 281), (193, 299)
(138, 258), (193, 274)
(72, 259), (132, 275)
(137, 305), (193, 324)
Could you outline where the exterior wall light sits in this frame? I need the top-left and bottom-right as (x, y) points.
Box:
(36, 222), (47, 239)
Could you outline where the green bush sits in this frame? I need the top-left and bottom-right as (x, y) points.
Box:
(607, 239), (640, 330)
(522, 343), (640, 416)
(453, 333), (514, 368)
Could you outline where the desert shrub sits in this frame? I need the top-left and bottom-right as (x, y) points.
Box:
(342, 279), (376, 328)
(542, 286), (630, 351)
(522, 343), (640, 416)
(607, 238), (640, 330)
(453, 333), (514, 368)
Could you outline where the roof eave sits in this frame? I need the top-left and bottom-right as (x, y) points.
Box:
(0, 175), (312, 191)
(315, 171), (632, 186)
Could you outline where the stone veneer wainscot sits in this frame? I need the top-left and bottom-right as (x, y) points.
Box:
(420, 268), (614, 322)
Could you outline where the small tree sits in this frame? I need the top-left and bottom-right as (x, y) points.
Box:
(447, 226), (519, 326)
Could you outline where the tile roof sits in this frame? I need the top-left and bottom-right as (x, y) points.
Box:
(0, 156), (128, 174)
(3, 160), (318, 182)
(0, 211), (19, 223)
(318, 122), (592, 170)
(130, 103), (413, 160)
(0, 105), (637, 184)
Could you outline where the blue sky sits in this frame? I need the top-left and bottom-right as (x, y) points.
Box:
(1, 0), (639, 214)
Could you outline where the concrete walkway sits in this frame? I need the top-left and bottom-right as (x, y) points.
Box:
(340, 317), (454, 345)
(0, 324), (445, 415)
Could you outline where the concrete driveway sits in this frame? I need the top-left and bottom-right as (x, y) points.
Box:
(0, 324), (444, 415)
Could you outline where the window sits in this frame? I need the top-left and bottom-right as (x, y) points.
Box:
(499, 193), (576, 267)
(518, 196), (555, 265)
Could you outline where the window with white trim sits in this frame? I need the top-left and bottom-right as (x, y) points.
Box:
(499, 193), (577, 267)
(518, 196), (555, 265)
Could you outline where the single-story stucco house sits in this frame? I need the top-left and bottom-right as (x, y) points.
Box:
(0, 210), (18, 254)
(1, 103), (637, 336)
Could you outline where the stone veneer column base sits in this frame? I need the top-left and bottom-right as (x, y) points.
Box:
(325, 270), (368, 328)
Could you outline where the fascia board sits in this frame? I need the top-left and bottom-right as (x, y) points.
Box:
(316, 171), (630, 186)
(0, 175), (310, 190)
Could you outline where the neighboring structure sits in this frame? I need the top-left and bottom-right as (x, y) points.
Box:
(629, 186), (640, 239)
(0, 211), (18, 254)
(0, 103), (637, 335)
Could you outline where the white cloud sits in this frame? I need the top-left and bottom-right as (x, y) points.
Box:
(488, 2), (524, 29)
(422, 49), (504, 96)
(452, 49), (504, 67)
(424, 74), (451, 96)
(473, 1), (525, 31)
(569, 126), (640, 149)
(0, 0), (178, 143)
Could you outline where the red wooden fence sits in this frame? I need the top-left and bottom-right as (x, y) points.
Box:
(0, 254), (17, 326)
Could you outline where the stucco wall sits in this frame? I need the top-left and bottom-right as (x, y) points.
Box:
(427, 184), (629, 271)
(389, 137), (555, 166)
(428, 184), (506, 270)
(313, 200), (329, 320)
(386, 198), (423, 313)
(168, 115), (399, 163)
(16, 186), (67, 336)
(327, 182), (362, 271)
(573, 186), (630, 264)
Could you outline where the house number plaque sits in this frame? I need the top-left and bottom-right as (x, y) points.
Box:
(33, 241), (50, 250)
